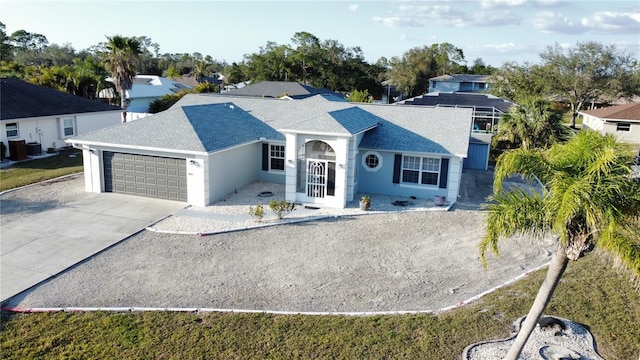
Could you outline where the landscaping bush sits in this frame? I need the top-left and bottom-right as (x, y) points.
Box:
(269, 200), (296, 219)
(248, 203), (265, 222)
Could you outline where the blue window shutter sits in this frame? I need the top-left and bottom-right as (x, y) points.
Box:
(439, 158), (449, 189)
(262, 143), (269, 171)
(393, 154), (402, 184)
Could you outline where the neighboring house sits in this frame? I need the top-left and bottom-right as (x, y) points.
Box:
(428, 74), (491, 93)
(99, 75), (192, 120)
(579, 103), (640, 146)
(66, 94), (473, 209)
(380, 79), (403, 104)
(224, 81), (345, 101)
(177, 73), (224, 88)
(1, 78), (122, 160)
(397, 92), (513, 170)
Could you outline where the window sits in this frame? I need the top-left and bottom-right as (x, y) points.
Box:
(270, 144), (285, 171)
(365, 154), (379, 168)
(62, 118), (75, 136)
(401, 156), (440, 186)
(361, 151), (382, 172)
(616, 122), (631, 132)
(6, 123), (18, 137)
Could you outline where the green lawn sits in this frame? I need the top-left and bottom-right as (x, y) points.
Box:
(0, 148), (83, 192)
(2, 255), (639, 359)
(1, 144), (638, 359)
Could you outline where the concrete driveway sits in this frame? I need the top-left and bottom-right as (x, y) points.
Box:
(1, 187), (185, 303)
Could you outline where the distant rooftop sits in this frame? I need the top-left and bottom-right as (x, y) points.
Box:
(224, 81), (345, 101)
(1, 78), (121, 120)
(579, 102), (640, 121)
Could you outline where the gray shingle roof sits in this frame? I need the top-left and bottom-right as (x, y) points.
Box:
(70, 94), (473, 157)
(359, 104), (472, 156)
(225, 81), (344, 100)
(1, 78), (122, 120)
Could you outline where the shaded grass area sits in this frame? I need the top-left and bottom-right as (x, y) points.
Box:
(0, 148), (83, 192)
(2, 255), (639, 359)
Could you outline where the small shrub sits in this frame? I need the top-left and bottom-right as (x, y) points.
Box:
(360, 195), (371, 210)
(269, 200), (296, 219)
(248, 203), (265, 222)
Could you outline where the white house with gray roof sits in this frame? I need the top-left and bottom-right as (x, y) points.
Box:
(66, 94), (473, 208)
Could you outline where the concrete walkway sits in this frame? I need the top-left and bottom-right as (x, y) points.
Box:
(1, 191), (185, 303)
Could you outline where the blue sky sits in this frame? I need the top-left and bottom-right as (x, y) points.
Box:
(2, 0), (639, 67)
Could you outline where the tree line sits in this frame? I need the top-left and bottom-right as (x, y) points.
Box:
(1, 21), (639, 113)
(0, 23), (495, 100)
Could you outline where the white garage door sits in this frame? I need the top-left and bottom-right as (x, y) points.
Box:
(103, 151), (187, 201)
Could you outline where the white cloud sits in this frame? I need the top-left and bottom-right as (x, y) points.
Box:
(533, 10), (640, 35)
(371, 16), (423, 28)
(481, 0), (526, 9)
(468, 42), (518, 52)
(454, 10), (522, 27)
(349, 4), (359, 12)
(581, 11), (640, 34)
(373, 3), (521, 28)
(532, 11), (586, 34)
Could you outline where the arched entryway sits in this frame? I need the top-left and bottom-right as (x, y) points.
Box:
(296, 140), (336, 200)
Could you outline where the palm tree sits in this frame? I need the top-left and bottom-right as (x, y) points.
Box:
(495, 97), (570, 150)
(191, 59), (212, 83)
(480, 130), (640, 359)
(103, 35), (141, 121)
(163, 65), (181, 81)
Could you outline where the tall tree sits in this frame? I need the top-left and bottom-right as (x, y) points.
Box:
(290, 31), (321, 85)
(489, 61), (548, 103)
(480, 130), (640, 359)
(0, 22), (14, 62)
(540, 41), (639, 128)
(430, 42), (465, 75)
(103, 35), (141, 121)
(494, 97), (570, 150)
(387, 43), (465, 98)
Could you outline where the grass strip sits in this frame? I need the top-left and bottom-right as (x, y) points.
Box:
(0, 149), (83, 192)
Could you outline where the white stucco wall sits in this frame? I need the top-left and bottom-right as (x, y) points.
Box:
(602, 122), (640, 145)
(2, 111), (121, 157)
(187, 156), (208, 207)
(580, 114), (604, 131)
(284, 133), (298, 204)
(208, 143), (259, 205)
(447, 157), (462, 202)
(581, 114), (640, 145)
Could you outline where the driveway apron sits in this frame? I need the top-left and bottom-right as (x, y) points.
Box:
(1, 192), (185, 303)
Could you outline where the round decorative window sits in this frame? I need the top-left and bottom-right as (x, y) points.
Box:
(361, 151), (382, 172)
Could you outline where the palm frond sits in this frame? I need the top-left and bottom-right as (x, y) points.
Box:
(596, 216), (640, 278)
(493, 148), (552, 193)
(480, 189), (549, 267)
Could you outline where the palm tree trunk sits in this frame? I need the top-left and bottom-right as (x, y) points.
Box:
(120, 89), (127, 123)
(505, 245), (569, 359)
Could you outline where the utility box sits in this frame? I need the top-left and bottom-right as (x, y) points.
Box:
(8, 140), (27, 161)
(26, 142), (42, 156)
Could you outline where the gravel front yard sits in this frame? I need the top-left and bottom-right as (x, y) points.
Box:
(3, 171), (556, 313)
